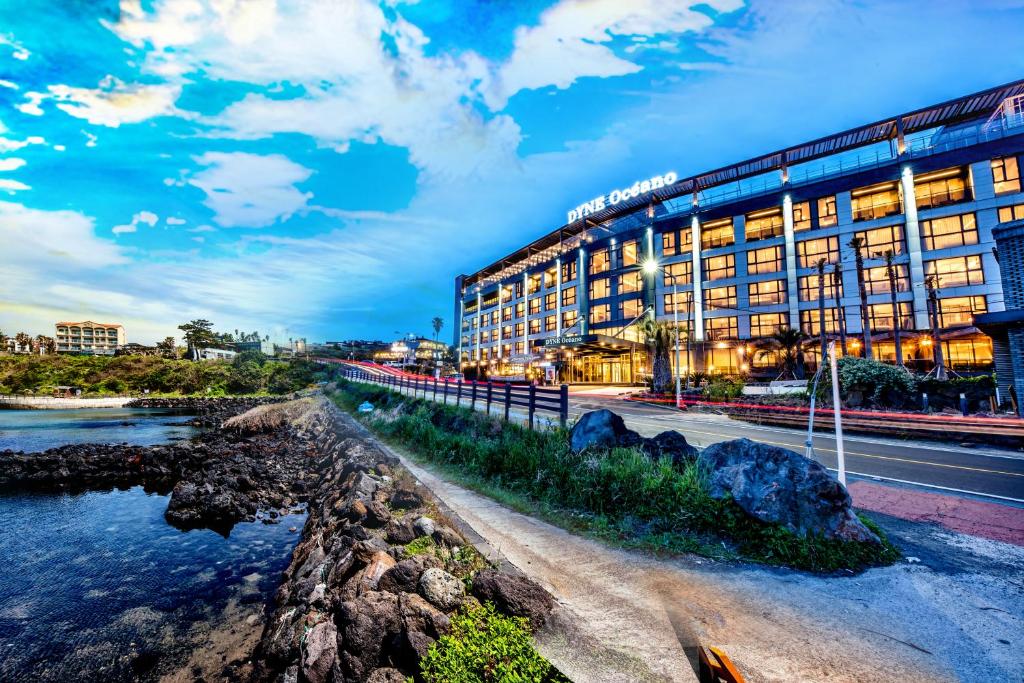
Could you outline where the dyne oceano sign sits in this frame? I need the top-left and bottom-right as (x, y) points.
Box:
(567, 171), (677, 224)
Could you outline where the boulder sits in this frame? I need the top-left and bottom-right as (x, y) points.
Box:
(300, 620), (337, 683)
(413, 516), (436, 537)
(366, 668), (406, 683)
(385, 518), (417, 545)
(431, 524), (464, 548)
(390, 487), (423, 510)
(364, 501), (391, 528)
(418, 568), (464, 611)
(698, 438), (880, 543)
(337, 592), (403, 681)
(570, 409), (643, 452)
(470, 569), (554, 628)
(643, 430), (698, 467)
(378, 555), (443, 594)
(359, 551), (397, 592)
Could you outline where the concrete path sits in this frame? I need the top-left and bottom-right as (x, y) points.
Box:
(0, 396), (132, 409)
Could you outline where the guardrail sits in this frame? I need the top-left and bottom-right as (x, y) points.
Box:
(341, 368), (569, 429)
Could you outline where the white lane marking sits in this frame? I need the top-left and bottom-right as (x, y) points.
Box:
(840, 470), (1024, 505)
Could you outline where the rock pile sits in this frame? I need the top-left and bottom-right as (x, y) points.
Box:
(570, 408), (698, 466)
(127, 396), (287, 427)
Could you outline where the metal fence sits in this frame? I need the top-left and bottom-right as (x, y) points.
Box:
(340, 368), (569, 429)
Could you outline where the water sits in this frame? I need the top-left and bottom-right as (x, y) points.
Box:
(0, 408), (196, 452)
(0, 486), (303, 680)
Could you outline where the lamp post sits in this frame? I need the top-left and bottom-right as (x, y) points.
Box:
(643, 259), (682, 410)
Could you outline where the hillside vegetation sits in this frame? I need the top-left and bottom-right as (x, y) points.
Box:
(0, 352), (325, 396)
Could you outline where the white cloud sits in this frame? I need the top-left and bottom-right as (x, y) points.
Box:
(0, 79), (17, 90)
(166, 216), (186, 225)
(16, 92), (46, 116)
(0, 135), (45, 153)
(83, 131), (98, 147)
(0, 35), (30, 61)
(0, 158), (26, 171)
(53, 144), (66, 152)
(112, 210), (159, 235)
(188, 151), (313, 228)
(0, 179), (30, 192)
(187, 224), (215, 232)
(43, 76), (182, 127)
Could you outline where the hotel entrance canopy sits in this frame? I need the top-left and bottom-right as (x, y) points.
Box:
(533, 333), (645, 355)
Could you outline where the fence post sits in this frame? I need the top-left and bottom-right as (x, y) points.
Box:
(559, 384), (568, 429)
(443, 379), (448, 405)
(433, 377), (438, 402)
(504, 383), (511, 422)
(528, 384), (536, 430)
(456, 380), (462, 406)
(471, 381), (477, 410)
(486, 382), (493, 415)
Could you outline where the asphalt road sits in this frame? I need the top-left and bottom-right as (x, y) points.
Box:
(569, 394), (1024, 504)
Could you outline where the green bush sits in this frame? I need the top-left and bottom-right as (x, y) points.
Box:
(833, 356), (917, 409)
(703, 377), (744, 401)
(419, 602), (552, 683)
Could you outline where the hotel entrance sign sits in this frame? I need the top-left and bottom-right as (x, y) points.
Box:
(567, 171), (677, 224)
(544, 335), (584, 347)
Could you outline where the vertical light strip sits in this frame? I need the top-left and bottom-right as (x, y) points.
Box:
(523, 272), (530, 357)
(475, 292), (482, 362)
(900, 166), (930, 329)
(496, 285), (502, 360)
(458, 298), (464, 370)
(782, 194), (800, 330)
(555, 257), (562, 338)
(691, 216), (704, 341)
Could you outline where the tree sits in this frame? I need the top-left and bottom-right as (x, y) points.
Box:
(832, 261), (848, 356)
(178, 319), (216, 360)
(925, 275), (948, 381)
(14, 332), (31, 354)
(848, 236), (873, 359)
(816, 258), (828, 366)
(757, 327), (808, 380)
(34, 335), (55, 354)
(639, 314), (673, 392)
(0, 330), (7, 353)
(432, 316), (444, 341)
(156, 336), (177, 359)
(880, 250), (904, 367)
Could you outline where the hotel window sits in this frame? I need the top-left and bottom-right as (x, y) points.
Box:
(662, 231), (678, 256)
(590, 304), (611, 325)
(745, 207), (784, 242)
(704, 285), (737, 310)
(589, 277), (611, 300)
(514, 322), (524, 338)
(868, 302), (914, 331)
(851, 181), (902, 221)
(705, 316), (738, 341)
(998, 203), (1024, 223)
(562, 310), (578, 330)
(856, 225), (904, 256)
(748, 279), (787, 306)
(502, 325), (512, 340)
(561, 260), (577, 282)
(501, 286), (512, 303)
(926, 255), (985, 288)
(751, 313), (786, 338)
(800, 309), (839, 335)
(701, 217), (735, 249)
(664, 291), (691, 315)
(490, 329), (499, 342)
(529, 318), (541, 334)
(796, 236), (838, 268)
(936, 296), (986, 327)
(515, 342), (525, 354)
(529, 297), (541, 315)
(864, 264), (910, 295)
(703, 254), (735, 281)
(544, 268), (557, 289)
(544, 292), (557, 311)
(544, 315), (557, 332)
(664, 260), (692, 286)
(502, 344), (512, 357)
(798, 273), (840, 301)
(461, 336), (469, 348)
(920, 213), (978, 250)
(915, 166), (971, 210)
(491, 311), (499, 325)
(793, 201), (811, 231)
(747, 245), (783, 274)
(515, 302), (524, 318)
(471, 317), (478, 329)
(620, 298), (644, 320)
(991, 156), (1021, 195)
(528, 274), (542, 294)
(590, 248), (610, 274)
(817, 195), (838, 227)
(619, 270), (642, 294)
(515, 281), (523, 297)
(562, 285), (577, 307)
(622, 240), (639, 267)
(502, 307), (512, 321)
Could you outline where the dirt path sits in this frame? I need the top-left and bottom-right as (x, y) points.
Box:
(385, 450), (1023, 683)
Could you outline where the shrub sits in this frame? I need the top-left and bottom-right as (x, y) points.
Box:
(703, 377), (744, 401)
(833, 356), (917, 409)
(419, 602), (552, 683)
(404, 536), (436, 556)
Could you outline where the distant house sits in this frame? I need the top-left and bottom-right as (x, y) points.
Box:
(55, 321), (125, 355)
(116, 343), (160, 357)
(235, 339), (275, 355)
(196, 347), (236, 361)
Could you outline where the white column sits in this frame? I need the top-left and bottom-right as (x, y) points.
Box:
(782, 194), (800, 330)
(458, 298), (464, 369)
(900, 166), (930, 330)
(496, 285), (503, 359)
(475, 292), (482, 361)
(690, 216), (704, 341)
(555, 257), (563, 338)
(523, 272), (530, 356)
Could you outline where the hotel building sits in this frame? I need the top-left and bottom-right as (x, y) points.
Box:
(55, 321), (126, 355)
(455, 81), (1024, 387)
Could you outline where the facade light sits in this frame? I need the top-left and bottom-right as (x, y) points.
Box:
(642, 259), (659, 275)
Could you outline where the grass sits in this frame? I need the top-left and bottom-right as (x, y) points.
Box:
(331, 380), (899, 573)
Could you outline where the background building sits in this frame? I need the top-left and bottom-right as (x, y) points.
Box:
(455, 80), (1024, 385)
(55, 321), (126, 355)
(374, 336), (448, 370)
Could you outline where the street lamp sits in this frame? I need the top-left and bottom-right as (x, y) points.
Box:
(643, 259), (683, 410)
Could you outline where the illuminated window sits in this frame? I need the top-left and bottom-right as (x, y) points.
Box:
(915, 166), (971, 210)
(748, 278), (787, 307)
(620, 298), (644, 320)
(992, 156), (1021, 195)
(622, 240), (639, 267)
(561, 260), (577, 282)
(745, 207), (784, 242)
(528, 274), (541, 294)
(590, 304), (611, 325)
(502, 307), (512, 321)
(561, 286), (577, 307)
(529, 318), (541, 334)
(500, 286), (513, 303)
(589, 277), (611, 300)
(704, 316), (738, 341)
(562, 310), (578, 330)
(798, 273), (841, 301)
(529, 297), (541, 314)
(701, 217), (735, 249)
(664, 260), (692, 286)
(543, 292), (556, 311)
(926, 255), (985, 288)
(502, 325), (512, 340)
(662, 231), (678, 256)
(490, 329), (499, 342)
(817, 196), (838, 227)
(704, 285), (737, 310)
(513, 281), (523, 298)
(935, 296), (986, 328)
(999, 204), (1024, 223)
(747, 245), (783, 274)
(864, 263), (910, 295)
(868, 302), (914, 331)
(515, 302), (524, 318)
(921, 213), (978, 250)
(793, 201), (812, 231)
(751, 313), (786, 337)
(664, 291), (692, 314)
(544, 268), (557, 288)
(515, 342), (524, 354)
(851, 181), (902, 221)
(856, 225), (904, 255)
(590, 248), (610, 274)
(544, 315), (557, 332)
(703, 253), (735, 281)
(619, 270), (642, 294)
(514, 322), (524, 337)
(502, 344), (512, 357)
(796, 236), (838, 268)
(800, 309), (839, 335)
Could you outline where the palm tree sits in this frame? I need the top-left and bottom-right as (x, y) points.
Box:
(14, 332), (31, 354)
(757, 327), (808, 380)
(880, 250), (904, 367)
(816, 258), (828, 366)
(0, 330), (7, 353)
(849, 236), (872, 359)
(639, 314), (673, 392)
(925, 275), (948, 381)
(832, 261), (848, 355)
(432, 316), (444, 341)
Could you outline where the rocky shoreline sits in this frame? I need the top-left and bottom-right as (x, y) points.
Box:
(127, 396), (288, 427)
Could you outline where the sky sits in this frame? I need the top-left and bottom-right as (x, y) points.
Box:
(0, 0), (1022, 346)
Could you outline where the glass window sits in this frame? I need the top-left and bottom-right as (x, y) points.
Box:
(491, 311), (499, 325)
(529, 318), (541, 334)
(914, 166), (971, 210)
(796, 236), (838, 268)
(748, 279), (787, 306)
(561, 260), (577, 282)
(798, 273), (841, 301)
(490, 329), (499, 342)
(562, 310), (578, 330)
(502, 325), (512, 340)
(620, 298), (644, 320)
(515, 281), (523, 297)
(590, 304), (611, 325)
(800, 309), (839, 335)
(921, 213), (978, 251)
(619, 270), (642, 294)
(662, 231), (677, 256)
(851, 181), (902, 221)
(751, 313), (786, 338)
(590, 248), (610, 274)
(544, 315), (557, 332)
(792, 201), (811, 231)
(528, 274), (541, 294)
(664, 291), (692, 314)
(529, 297), (541, 314)
(992, 156), (1021, 195)
(561, 285), (577, 307)
(868, 302), (914, 331)
(502, 306), (512, 321)
(817, 195), (838, 227)
(747, 245), (783, 274)
(936, 296), (986, 327)
(544, 268), (557, 288)
(514, 322), (524, 337)
(704, 285), (737, 310)
(515, 341), (525, 354)
(664, 260), (692, 286)
(515, 302), (524, 318)
(622, 240), (639, 267)
(500, 286), (513, 303)
(589, 277), (611, 300)
(998, 203), (1024, 223)
(701, 217), (735, 249)
(926, 255), (985, 288)
(745, 207), (784, 242)
(703, 253), (735, 281)
(544, 292), (557, 310)
(705, 316), (738, 341)
(856, 225), (904, 256)
(864, 263), (910, 295)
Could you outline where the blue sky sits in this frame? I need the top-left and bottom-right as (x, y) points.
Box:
(0, 0), (1022, 345)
